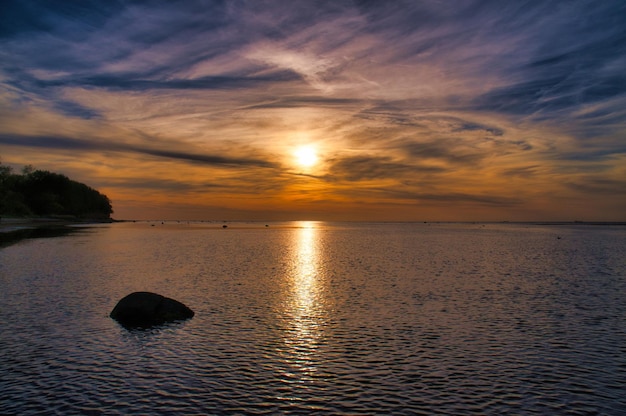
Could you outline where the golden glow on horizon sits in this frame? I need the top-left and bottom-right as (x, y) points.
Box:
(1, 2), (624, 223)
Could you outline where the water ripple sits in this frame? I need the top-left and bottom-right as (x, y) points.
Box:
(1, 222), (625, 414)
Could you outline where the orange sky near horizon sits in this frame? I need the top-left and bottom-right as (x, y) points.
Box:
(1, 1), (625, 221)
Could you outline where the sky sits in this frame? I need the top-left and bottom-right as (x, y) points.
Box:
(1, 0), (625, 221)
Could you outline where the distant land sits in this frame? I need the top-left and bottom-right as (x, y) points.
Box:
(0, 162), (113, 223)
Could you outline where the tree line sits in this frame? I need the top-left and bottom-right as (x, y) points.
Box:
(0, 162), (113, 220)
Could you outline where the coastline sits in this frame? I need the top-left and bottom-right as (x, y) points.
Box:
(0, 217), (114, 233)
(0, 217), (114, 248)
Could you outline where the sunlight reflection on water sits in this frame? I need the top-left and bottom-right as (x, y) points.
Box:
(283, 221), (327, 378)
(1, 222), (625, 414)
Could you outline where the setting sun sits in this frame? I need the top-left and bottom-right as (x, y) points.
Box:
(293, 145), (318, 168)
(1, 1), (624, 223)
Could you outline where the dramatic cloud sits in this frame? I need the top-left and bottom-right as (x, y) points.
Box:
(0, 134), (277, 168)
(1, 0), (624, 221)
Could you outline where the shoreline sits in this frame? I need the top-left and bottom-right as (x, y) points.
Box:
(0, 217), (114, 233)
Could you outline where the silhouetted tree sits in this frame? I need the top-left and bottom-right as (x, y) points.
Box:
(0, 162), (112, 219)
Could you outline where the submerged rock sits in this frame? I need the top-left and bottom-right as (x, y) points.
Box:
(110, 292), (194, 328)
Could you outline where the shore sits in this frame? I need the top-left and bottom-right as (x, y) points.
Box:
(0, 217), (114, 233)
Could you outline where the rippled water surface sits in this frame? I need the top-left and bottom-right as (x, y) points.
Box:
(1, 221), (625, 414)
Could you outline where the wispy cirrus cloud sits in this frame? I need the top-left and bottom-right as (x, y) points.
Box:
(326, 155), (445, 182)
(1, 0), (624, 220)
(0, 133), (277, 168)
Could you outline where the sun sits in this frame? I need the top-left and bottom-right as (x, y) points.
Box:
(293, 145), (318, 168)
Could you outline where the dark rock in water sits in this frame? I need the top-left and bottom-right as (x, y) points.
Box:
(110, 292), (194, 328)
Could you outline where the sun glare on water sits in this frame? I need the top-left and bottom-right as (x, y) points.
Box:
(294, 145), (318, 168)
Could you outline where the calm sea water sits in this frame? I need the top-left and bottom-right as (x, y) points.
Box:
(1, 221), (625, 415)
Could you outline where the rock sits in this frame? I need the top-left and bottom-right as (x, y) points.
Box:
(110, 291), (194, 328)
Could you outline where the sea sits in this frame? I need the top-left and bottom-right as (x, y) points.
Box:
(1, 221), (625, 415)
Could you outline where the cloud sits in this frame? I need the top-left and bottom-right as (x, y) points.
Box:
(0, 1), (124, 39)
(246, 43), (337, 92)
(0, 133), (277, 168)
(244, 96), (363, 110)
(400, 139), (487, 166)
(565, 177), (626, 196)
(500, 165), (542, 179)
(399, 135), (535, 166)
(28, 72), (301, 92)
(339, 185), (522, 207)
(50, 99), (102, 119)
(106, 177), (224, 192)
(326, 155), (444, 182)
(0, 0), (624, 220)
(470, 2), (626, 123)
